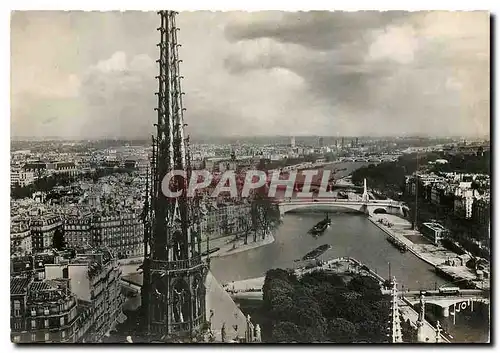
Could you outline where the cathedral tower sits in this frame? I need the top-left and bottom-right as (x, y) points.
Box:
(141, 10), (207, 340)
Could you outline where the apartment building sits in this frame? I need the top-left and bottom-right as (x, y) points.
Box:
(30, 213), (63, 253)
(92, 213), (144, 258)
(44, 248), (125, 342)
(63, 212), (144, 259)
(10, 277), (81, 343)
(11, 220), (32, 256)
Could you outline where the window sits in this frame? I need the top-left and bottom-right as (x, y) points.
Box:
(61, 331), (66, 339)
(31, 309), (36, 317)
(31, 320), (36, 329)
(44, 333), (49, 342)
(13, 301), (21, 317)
(12, 335), (20, 343)
(60, 317), (65, 326)
(44, 319), (49, 328)
(31, 333), (36, 342)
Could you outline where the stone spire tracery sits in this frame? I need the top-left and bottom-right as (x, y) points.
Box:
(390, 277), (403, 343)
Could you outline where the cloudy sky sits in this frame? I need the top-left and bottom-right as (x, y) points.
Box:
(11, 11), (490, 139)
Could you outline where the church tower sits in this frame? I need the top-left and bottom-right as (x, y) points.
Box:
(141, 10), (208, 340)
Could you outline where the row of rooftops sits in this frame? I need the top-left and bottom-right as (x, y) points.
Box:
(21, 161), (77, 171)
(407, 172), (490, 195)
(11, 276), (72, 298)
(11, 221), (30, 234)
(12, 247), (114, 267)
(11, 205), (142, 234)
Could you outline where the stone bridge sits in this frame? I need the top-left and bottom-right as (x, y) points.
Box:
(402, 289), (490, 317)
(277, 178), (406, 216)
(278, 198), (406, 217)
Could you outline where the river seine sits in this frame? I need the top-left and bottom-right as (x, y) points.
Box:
(210, 165), (489, 344)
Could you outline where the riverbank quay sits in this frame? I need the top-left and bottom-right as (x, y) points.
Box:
(118, 232), (275, 275)
(203, 232), (275, 259)
(369, 214), (488, 290)
(224, 257), (387, 294)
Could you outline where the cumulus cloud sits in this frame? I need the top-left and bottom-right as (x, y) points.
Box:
(224, 10), (490, 137)
(11, 11), (490, 139)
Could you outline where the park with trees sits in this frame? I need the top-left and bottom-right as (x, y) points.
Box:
(257, 268), (416, 343)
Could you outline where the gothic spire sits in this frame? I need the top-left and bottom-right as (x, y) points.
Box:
(390, 277), (403, 343)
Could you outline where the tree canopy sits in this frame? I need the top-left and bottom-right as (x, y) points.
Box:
(261, 269), (391, 343)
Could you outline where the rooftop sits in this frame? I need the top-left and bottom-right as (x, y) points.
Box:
(11, 277), (32, 295)
(29, 280), (54, 293)
(422, 222), (448, 232)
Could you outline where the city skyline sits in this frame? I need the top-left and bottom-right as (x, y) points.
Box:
(11, 11), (490, 138)
(9, 10), (491, 344)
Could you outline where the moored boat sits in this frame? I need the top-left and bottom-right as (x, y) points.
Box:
(308, 213), (331, 235)
(386, 236), (407, 252)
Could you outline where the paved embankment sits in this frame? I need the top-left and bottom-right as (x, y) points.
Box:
(207, 233), (275, 259)
(369, 214), (487, 289)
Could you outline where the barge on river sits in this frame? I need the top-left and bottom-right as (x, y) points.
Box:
(302, 244), (332, 261)
(386, 236), (408, 253)
(308, 214), (331, 236)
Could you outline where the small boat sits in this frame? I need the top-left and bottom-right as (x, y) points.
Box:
(308, 214), (331, 235)
(201, 247), (220, 256)
(386, 236), (407, 253)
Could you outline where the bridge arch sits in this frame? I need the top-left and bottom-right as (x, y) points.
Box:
(372, 208), (387, 214)
(406, 296), (490, 318)
(278, 201), (367, 215)
(278, 200), (406, 216)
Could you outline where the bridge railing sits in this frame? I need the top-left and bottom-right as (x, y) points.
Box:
(277, 198), (402, 206)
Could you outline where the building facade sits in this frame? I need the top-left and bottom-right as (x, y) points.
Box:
(63, 214), (93, 249)
(200, 203), (252, 240)
(64, 212), (144, 259)
(10, 277), (81, 343)
(92, 213), (144, 258)
(30, 214), (63, 253)
(53, 162), (78, 177)
(11, 170), (35, 188)
(472, 197), (491, 228)
(454, 189), (476, 219)
(45, 248), (125, 342)
(11, 221), (32, 256)
(421, 222), (449, 245)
